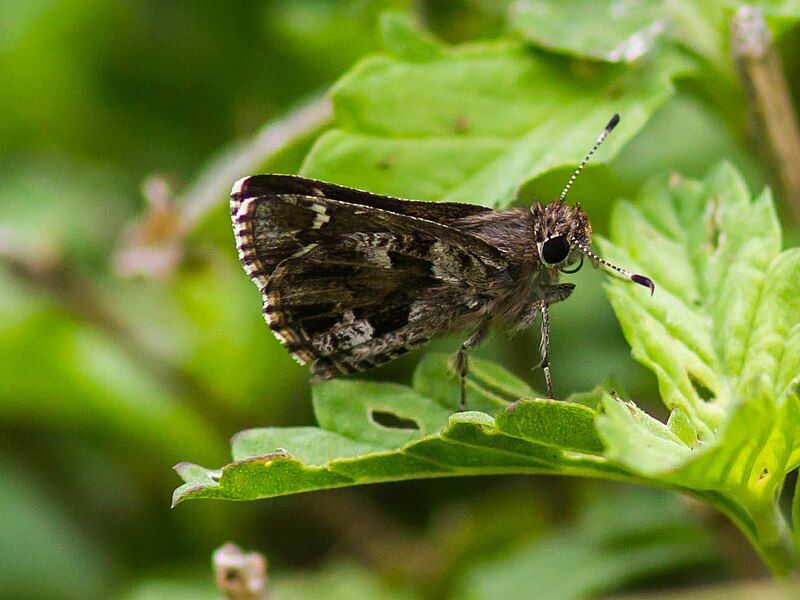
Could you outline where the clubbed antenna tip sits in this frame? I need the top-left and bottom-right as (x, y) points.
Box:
(632, 274), (655, 295)
(605, 113), (620, 133)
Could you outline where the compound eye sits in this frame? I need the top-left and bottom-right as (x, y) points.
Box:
(541, 235), (570, 265)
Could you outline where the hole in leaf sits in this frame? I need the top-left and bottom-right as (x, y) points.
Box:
(370, 409), (420, 430)
(688, 373), (715, 402)
(758, 467), (769, 482)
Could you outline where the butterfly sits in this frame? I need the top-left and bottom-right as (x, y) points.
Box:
(231, 114), (653, 405)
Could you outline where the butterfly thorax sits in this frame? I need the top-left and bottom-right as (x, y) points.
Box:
(449, 204), (587, 326)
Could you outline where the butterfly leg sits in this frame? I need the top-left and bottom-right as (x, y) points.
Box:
(538, 302), (554, 399)
(452, 324), (488, 410)
(527, 284), (573, 399)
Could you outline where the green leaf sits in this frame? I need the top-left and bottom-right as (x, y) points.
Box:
(496, 400), (603, 454)
(174, 157), (800, 572)
(172, 360), (627, 506)
(412, 352), (528, 413)
(379, 12), (444, 62)
(510, 0), (667, 63)
(598, 162), (800, 571)
(510, 1), (800, 81)
(301, 21), (694, 206)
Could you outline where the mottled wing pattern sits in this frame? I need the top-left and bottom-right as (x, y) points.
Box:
(231, 174), (493, 224)
(231, 176), (510, 380)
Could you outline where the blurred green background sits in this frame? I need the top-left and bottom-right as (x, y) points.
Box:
(1, 1), (799, 598)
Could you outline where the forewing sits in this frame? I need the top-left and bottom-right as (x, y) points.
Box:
(231, 174), (492, 225)
(232, 189), (510, 378)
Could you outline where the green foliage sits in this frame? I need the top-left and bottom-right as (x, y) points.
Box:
(144, 486), (725, 600)
(302, 15), (693, 206)
(0, 458), (112, 599)
(455, 487), (722, 600)
(511, 0), (800, 69)
(173, 354), (620, 504)
(511, 0), (668, 62)
(598, 161), (800, 571)
(175, 163), (800, 575)
(6, 1), (800, 596)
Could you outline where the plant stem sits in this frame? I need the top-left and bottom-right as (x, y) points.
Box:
(753, 519), (800, 578)
(731, 5), (800, 224)
(721, 495), (800, 577)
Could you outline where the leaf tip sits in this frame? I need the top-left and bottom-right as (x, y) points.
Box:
(173, 461), (192, 476)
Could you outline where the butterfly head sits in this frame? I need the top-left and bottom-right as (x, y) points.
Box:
(532, 201), (591, 274)
(531, 113), (654, 294)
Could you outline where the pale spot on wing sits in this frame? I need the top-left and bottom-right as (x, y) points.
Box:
(311, 211), (330, 229)
(429, 241), (462, 283)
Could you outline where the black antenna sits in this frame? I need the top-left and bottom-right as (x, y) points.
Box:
(558, 114), (620, 203)
(574, 240), (655, 295)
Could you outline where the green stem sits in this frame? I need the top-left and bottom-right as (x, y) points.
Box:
(753, 513), (800, 577)
(722, 496), (800, 577)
